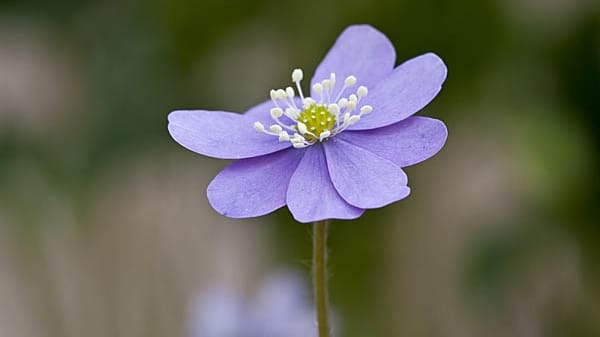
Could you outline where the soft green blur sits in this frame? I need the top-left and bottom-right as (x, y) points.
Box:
(1, 0), (599, 336)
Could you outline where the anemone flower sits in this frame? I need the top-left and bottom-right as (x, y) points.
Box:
(168, 24), (448, 223)
(188, 272), (324, 337)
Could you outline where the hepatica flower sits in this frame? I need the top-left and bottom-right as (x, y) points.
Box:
(188, 272), (323, 337)
(168, 25), (448, 223)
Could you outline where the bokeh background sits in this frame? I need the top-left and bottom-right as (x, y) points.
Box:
(1, 0), (600, 336)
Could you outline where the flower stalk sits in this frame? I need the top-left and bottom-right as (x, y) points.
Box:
(313, 220), (330, 337)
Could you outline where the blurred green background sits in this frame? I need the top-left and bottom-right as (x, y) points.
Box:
(1, 0), (599, 336)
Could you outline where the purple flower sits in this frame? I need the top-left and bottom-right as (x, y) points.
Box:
(168, 25), (448, 223)
(187, 272), (323, 337)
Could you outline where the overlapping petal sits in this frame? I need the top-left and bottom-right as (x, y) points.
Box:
(323, 138), (410, 209)
(287, 145), (364, 223)
(311, 25), (396, 95)
(207, 149), (305, 218)
(168, 106), (290, 160)
(349, 53), (447, 130)
(338, 116), (447, 167)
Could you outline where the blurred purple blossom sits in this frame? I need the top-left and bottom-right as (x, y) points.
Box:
(169, 25), (448, 223)
(187, 272), (323, 337)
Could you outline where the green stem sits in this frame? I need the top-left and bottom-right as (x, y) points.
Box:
(313, 220), (330, 337)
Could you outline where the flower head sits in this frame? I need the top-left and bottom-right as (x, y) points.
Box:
(168, 25), (448, 223)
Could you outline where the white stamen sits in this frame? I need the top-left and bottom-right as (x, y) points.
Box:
(276, 89), (287, 100)
(313, 83), (323, 94)
(270, 108), (283, 118)
(344, 75), (357, 86)
(256, 71), (374, 147)
(302, 97), (314, 107)
(270, 125), (283, 133)
(348, 115), (360, 125)
(286, 86), (295, 98)
(346, 100), (357, 111)
(278, 131), (290, 142)
(291, 134), (307, 144)
(319, 130), (331, 141)
(292, 68), (306, 102)
(322, 79), (332, 103)
(292, 69), (303, 82)
(253, 121), (265, 132)
(328, 104), (340, 115)
(357, 86), (368, 98)
(297, 122), (308, 135)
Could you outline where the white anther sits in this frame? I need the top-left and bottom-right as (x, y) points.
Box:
(319, 130), (331, 141)
(357, 86), (368, 98)
(338, 98), (348, 108)
(270, 108), (283, 118)
(292, 69), (303, 82)
(322, 79), (331, 90)
(344, 75), (357, 86)
(276, 89), (287, 100)
(297, 122), (308, 135)
(293, 142), (308, 148)
(291, 134), (306, 143)
(278, 131), (290, 142)
(270, 89), (277, 101)
(253, 121), (265, 132)
(343, 113), (350, 123)
(303, 97), (315, 107)
(270, 125), (283, 133)
(346, 100), (357, 111)
(349, 94), (358, 102)
(360, 105), (373, 115)
(328, 104), (340, 115)
(330, 73), (336, 87)
(286, 86), (295, 98)
(312, 83), (323, 94)
(348, 115), (361, 125)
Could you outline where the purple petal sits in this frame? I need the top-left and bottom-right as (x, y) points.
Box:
(323, 138), (410, 209)
(286, 145), (364, 223)
(349, 53), (447, 130)
(207, 148), (305, 218)
(168, 105), (290, 160)
(338, 117), (447, 167)
(311, 25), (396, 94)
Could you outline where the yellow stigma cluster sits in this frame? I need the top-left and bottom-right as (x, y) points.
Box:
(297, 104), (337, 141)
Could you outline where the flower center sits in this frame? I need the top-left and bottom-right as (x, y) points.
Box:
(253, 69), (373, 148)
(297, 104), (336, 141)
